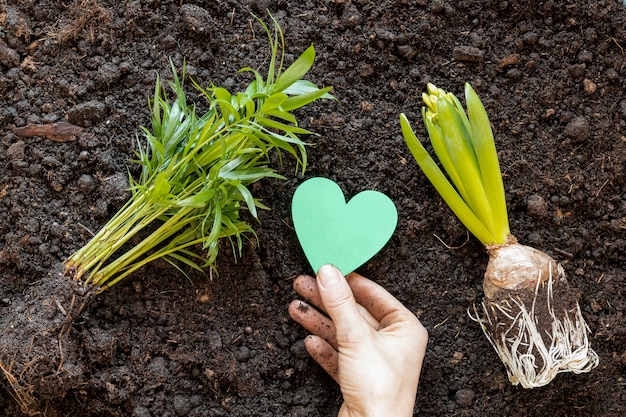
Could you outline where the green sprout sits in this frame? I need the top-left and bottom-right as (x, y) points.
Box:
(400, 83), (598, 389)
(65, 17), (333, 292)
(400, 83), (509, 246)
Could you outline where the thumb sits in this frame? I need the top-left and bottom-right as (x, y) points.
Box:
(317, 264), (365, 336)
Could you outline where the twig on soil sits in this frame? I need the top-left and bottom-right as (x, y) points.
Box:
(432, 316), (450, 330)
(607, 37), (625, 56)
(433, 231), (470, 250)
(56, 339), (65, 374)
(77, 223), (96, 237)
(54, 299), (67, 316)
(12, 122), (83, 142)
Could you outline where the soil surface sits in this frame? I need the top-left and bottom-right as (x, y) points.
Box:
(1, 0), (625, 416)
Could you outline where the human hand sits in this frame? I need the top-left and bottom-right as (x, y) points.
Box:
(288, 264), (428, 417)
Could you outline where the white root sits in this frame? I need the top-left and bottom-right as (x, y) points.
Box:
(470, 260), (599, 388)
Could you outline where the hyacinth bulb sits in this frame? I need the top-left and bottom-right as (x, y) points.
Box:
(401, 83), (598, 388)
(474, 237), (599, 388)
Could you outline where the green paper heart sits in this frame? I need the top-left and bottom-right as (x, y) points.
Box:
(291, 177), (398, 275)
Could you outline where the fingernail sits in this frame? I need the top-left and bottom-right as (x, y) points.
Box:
(317, 264), (341, 289)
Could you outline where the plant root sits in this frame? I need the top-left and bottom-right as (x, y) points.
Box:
(470, 261), (599, 388)
(0, 359), (39, 416)
(0, 264), (92, 414)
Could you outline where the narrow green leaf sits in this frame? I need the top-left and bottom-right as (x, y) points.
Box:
(281, 86), (334, 112)
(465, 83), (510, 242)
(167, 252), (205, 273)
(234, 182), (258, 218)
(177, 189), (215, 208)
(422, 109), (469, 202)
(152, 172), (171, 198)
(255, 116), (311, 135)
(400, 113), (497, 245)
(436, 97), (495, 236)
(274, 45), (316, 93)
(265, 109), (297, 125)
(213, 87), (231, 102)
(250, 123), (310, 145)
(260, 93), (288, 113)
(215, 98), (240, 124)
(147, 133), (165, 162)
(283, 80), (327, 96)
(449, 93), (472, 136)
(222, 168), (283, 182)
(151, 75), (163, 133)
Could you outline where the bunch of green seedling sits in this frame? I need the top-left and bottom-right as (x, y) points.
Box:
(66, 17), (333, 292)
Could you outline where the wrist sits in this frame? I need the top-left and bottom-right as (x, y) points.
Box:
(337, 400), (414, 417)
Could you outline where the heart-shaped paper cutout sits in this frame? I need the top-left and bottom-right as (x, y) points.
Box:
(291, 177), (398, 275)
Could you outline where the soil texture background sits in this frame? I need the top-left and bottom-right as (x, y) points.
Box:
(1, 0), (625, 416)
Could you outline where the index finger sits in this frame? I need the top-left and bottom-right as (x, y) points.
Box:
(293, 274), (380, 329)
(346, 272), (414, 324)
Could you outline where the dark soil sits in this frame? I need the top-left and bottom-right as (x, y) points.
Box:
(0, 264), (93, 411)
(1, 0), (625, 416)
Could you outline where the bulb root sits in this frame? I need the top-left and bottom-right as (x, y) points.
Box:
(470, 241), (599, 388)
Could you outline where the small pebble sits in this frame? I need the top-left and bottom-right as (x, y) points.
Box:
(66, 100), (108, 125)
(342, 3), (363, 27)
(564, 116), (590, 143)
(237, 346), (251, 361)
(0, 43), (20, 68)
(132, 405), (152, 417)
(431, 0), (445, 13)
(78, 150), (90, 161)
(526, 194), (548, 219)
(526, 232), (543, 245)
(96, 63), (121, 88)
(42, 156), (61, 167)
(7, 141), (25, 160)
(146, 357), (169, 381)
(452, 45), (484, 63)
(99, 172), (130, 204)
(583, 78), (597, 95)
(172, 395), (191, 417)
(208, 331), (222, 349)
(567, 63), (586, 78)
(577, 50), (593, 63)
(521, 31), (539, 46)
(94, 198), (109, 218)
(455, 388), (475, 407)
(179, 4), (213, 36)
(397, 44), (417, 60)
(11, 159), (28, 170)
(506, 68), (523, 79)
